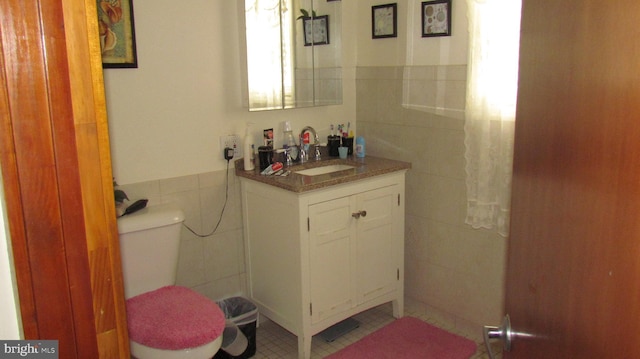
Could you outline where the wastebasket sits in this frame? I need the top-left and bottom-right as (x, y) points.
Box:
(214, 297), (258, 359)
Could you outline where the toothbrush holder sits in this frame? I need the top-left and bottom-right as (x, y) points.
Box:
(327, 135), (341, 157)
(341, 137), (354, 155)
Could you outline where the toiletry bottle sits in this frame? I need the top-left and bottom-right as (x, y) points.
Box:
(282, 121), (298, 161)
(244, 124), (255, 171)
(250, 144), (255, 167)
(355, 136), (365, 158)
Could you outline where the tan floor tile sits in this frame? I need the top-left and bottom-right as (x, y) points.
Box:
(251, 300), (495, 358)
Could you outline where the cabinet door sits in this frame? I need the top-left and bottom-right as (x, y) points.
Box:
(355, 185), (399, 304)
(309, 197), (355, 324)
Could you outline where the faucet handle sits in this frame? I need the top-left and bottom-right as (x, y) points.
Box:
(314, 144), (322, 161)
(283, 147), (293, 167)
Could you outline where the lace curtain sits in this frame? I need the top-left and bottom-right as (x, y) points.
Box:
(464, 0), (521, 237)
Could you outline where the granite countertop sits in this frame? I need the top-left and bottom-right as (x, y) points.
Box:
(235, 155), (411, 193)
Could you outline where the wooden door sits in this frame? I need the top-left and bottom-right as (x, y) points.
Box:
(0, 0), (130, 357)
(504, 0), (640, 357)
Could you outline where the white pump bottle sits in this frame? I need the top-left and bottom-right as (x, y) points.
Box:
(244, 123), (255, 171)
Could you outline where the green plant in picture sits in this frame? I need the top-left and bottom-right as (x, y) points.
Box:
(297, 8), (317, 20)
(297, 7), (329, 46)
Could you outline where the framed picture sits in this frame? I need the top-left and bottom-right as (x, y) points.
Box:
(372, 3), (397, 39)
(302, 15), (330, 46)
(421, 0), (452, 37)
(97, 0), (138, 68)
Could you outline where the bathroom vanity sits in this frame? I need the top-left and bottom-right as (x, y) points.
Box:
(236, 156), (410, 359)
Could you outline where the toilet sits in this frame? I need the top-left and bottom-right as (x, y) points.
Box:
(117, 204), (225, 359)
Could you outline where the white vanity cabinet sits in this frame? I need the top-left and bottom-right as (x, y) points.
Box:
(240, 170), (406, 359)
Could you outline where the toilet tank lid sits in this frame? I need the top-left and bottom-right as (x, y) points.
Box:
(117, 203), (185, 234)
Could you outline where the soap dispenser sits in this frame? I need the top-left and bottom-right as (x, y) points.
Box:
(282, 121), (298, 161)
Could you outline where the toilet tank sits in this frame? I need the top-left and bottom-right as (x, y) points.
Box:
(117, 204), (185, 299)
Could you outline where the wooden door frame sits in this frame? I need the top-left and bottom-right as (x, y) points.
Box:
(0, 0), (130, 357)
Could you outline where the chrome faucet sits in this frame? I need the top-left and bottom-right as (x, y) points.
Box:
(298, 134), (308, 163)
(299, 126), (321, 162)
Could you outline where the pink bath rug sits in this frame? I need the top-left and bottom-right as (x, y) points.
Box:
(325, 316), (477, 359)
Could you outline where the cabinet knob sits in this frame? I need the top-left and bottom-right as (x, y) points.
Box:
(352, 210), (367, 219)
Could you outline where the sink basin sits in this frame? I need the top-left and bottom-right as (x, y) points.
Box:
(294, 164), (355, 176)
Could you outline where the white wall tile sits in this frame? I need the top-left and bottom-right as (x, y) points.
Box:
(358, 64), (507, 331)
(121, 169), (246, 302)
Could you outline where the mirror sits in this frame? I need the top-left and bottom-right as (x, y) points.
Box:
(244, 0), (342, 111)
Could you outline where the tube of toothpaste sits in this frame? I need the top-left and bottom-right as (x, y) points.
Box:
(261, 162), (283, 175)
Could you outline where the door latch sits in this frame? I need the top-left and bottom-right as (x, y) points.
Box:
(483, 314), (513, 359)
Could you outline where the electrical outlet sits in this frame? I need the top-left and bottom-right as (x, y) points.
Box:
(220, 135), (242, 159)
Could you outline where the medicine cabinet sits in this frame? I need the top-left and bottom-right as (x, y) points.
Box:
(244, 0), (342, 111)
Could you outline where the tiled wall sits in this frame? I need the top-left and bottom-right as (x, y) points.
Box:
(356, 65), (507, 340)
(295, 67), (344, 107)
(116, 168), (246, 301)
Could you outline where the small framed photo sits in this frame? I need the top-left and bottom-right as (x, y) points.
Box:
(421, 0), (452, 37)
(97, 0), (138, 68)
(302, 15), (330, 46)
(372, 3), (397, 39)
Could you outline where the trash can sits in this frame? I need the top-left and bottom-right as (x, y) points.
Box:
(214, 297), (258, 359)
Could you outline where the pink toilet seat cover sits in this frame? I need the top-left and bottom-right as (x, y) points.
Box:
(126, 285), (225, 350)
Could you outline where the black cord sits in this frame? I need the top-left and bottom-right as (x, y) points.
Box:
(182, 159), (230, 237)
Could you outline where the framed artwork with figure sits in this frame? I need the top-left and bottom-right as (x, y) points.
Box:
(97, 0), (138, 68)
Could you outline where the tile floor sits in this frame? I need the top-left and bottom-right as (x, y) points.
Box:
(252, 298), (503, 358)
